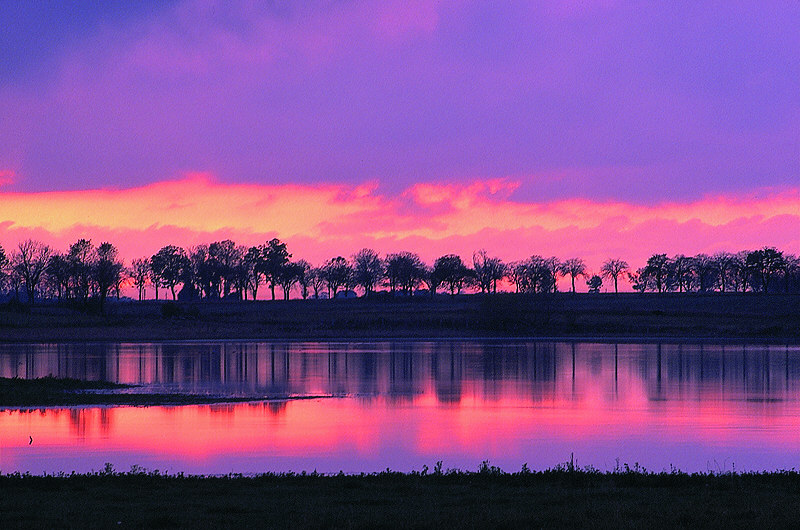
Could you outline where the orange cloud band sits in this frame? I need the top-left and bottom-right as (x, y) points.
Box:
(0, 174), (797, 274)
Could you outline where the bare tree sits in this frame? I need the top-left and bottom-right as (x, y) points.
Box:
(129, 258), (151, 301)
(669, 255), (693, 292)
(322, 256), (352, 298)
(308, 267), (326, 299)
(0, 245), (8, 292)
(560, 258), (587, 293)
(352, 248), (384, 296)
(385, 252), (425, 295)
(544, 257), (562, 293)
(600, 259), (629, 293)
(712, 252), (736, 293)
(12, 239), (52, 304)
(473, 250), (506, 294)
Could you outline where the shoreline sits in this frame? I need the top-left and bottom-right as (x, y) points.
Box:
(1, 293), (798, 343)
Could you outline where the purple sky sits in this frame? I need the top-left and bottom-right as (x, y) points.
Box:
(1, 0), (797, 203)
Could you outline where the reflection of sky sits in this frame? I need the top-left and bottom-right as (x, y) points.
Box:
(1, 341), (800, 474)
(1, 2), (798, 272)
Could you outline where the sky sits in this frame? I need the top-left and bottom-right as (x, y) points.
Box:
(0, 0), (798, 287)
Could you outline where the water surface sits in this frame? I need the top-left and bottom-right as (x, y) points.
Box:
(1, 340), (798, 474)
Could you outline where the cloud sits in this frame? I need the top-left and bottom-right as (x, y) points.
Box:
(1, 0), (796, 201)
(0, 176), (796, 287)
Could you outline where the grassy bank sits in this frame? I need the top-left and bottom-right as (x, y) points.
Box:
(2, 465), (800, 528)
(1, 292), (798, 342)
(0, 376), (294, 408)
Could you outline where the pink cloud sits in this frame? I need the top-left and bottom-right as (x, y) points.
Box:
(0, 175), (797, 293)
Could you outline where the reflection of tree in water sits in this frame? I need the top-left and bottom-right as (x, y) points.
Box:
(432, 342), (463, 405)
(387, 344), (422, 404)
(2, 341), (800, 407)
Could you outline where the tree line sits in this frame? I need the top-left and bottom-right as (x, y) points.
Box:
(0, 238), (798, 307)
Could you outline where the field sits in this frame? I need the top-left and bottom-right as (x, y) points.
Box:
(2, 466), (800, 528)
(0, 292), (797, 342)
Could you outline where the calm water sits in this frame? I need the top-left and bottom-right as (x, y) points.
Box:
(1, 340), (799, 475)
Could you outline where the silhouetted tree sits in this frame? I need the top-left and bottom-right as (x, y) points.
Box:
(352, 248), (384, 296)
(12, 239), (51, 304)
(260, 238), (291, 300)
(516, 256), (556, 294)
(561, 257), (587, 293)
(129, 258), (150, 301)
(94, 242), (123, 312)
(472, 250), (505, 294)
(419, 264), (441, 297)
(544, 257), (561, 293)
(242, 246), (263, 300)
(691, 254), (717, 292)
(308, 266), (326, 299)
(586, 275), (602, 293)
(46, 253), (71, 301)
(433, 254), (472, 295)
(627, 270), (646, 293)
(322, 256), (351, 298)
(506, 261), (527, 293)
(638, 254), (670, 292)
(746, 247), (785, 293)
(385, 252), (425, 295)
(0, 245), (8, 292)
(187, 245), (215, 298)
(278, 261), (306, 300)
(712, 252), (737, 292)
(151, 245), (189, 300)
(295, 259), (312, 299)
(67, 238), (95, 303)
(209, 240), (241, 297)
(668, 255), (692, 292)
(600, 258), (629, 293)
(780, 254), (800, 293)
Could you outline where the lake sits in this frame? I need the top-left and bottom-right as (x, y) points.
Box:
(1, 340), (799, 475)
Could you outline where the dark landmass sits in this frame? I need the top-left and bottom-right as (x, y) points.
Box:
(2, 465), (800, 528)
(1, 292), (798, 342)
(0, 376), (296, 408)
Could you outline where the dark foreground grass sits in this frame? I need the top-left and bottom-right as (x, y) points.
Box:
(1, 463), (800, 528)
(0, 376), (275, 408)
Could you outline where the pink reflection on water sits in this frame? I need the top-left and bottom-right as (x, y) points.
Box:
(1, 341), (800, 474)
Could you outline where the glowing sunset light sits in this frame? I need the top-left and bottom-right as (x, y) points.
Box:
(0, 176), (797, 274)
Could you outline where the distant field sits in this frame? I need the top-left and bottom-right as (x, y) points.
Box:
(0, 293), (798, 342)
(3, 467), (800, 528)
